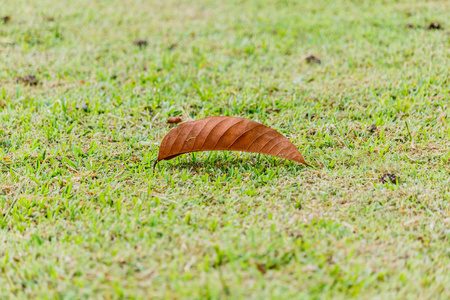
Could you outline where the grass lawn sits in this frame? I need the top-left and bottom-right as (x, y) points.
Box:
(1, 0), (449, 298)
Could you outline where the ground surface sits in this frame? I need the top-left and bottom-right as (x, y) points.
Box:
(0, 0), (449, 299)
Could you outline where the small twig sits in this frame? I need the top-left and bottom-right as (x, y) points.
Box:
(404, 154), (426, 163)
(2, 182), (25, 224)
(151, 112), (161, 123)
(404, 154), (417, 162)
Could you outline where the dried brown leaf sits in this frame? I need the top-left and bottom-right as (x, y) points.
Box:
(154, 116), (308, 167)
(256, 263), (267, 274)
(167, 116), (182, 124)
(305, 54), (321, 64)
(367, 124), (377, 133)
(2, 16), (11, 24)
(133, 39), (148, 48)
(380, 173), (399, 184)
(426, 22), (442, 30)
(16, 75), (39, 86)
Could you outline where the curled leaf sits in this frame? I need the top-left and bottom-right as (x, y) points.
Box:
(167, 116), (182, 124)
(154, 116), (308, 167)
(305, 54), (321, 64)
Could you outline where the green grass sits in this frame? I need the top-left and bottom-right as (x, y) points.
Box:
(1, 0), (449, 298)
